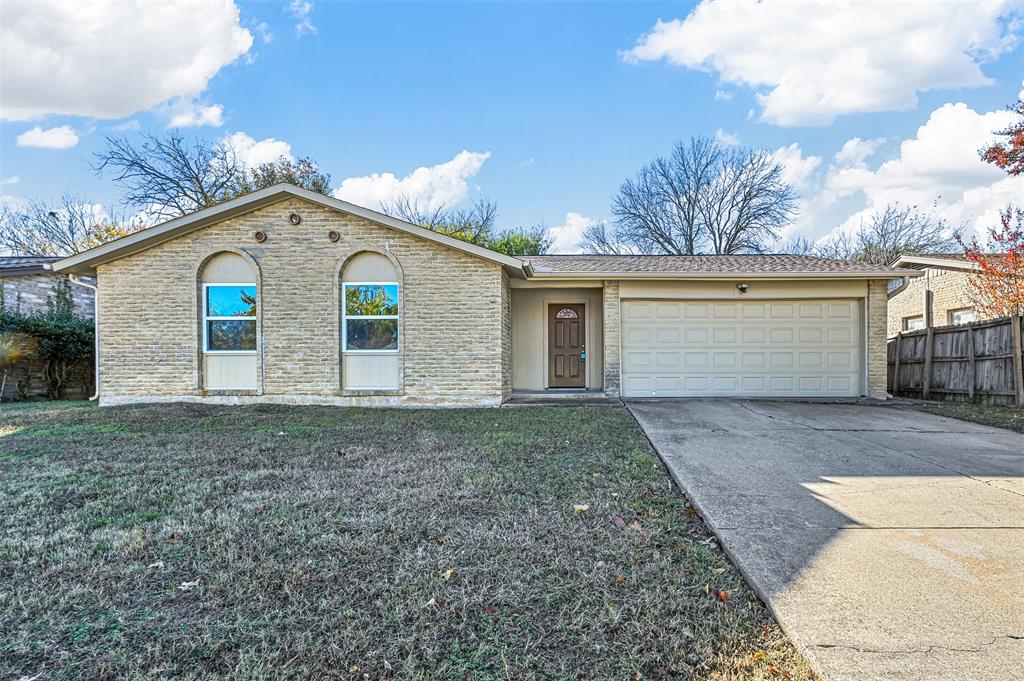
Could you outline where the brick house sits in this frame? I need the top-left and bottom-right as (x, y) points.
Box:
(886, 254), (989, 336)
(1, 256), (96, 400)
(52, 184), (917, 406)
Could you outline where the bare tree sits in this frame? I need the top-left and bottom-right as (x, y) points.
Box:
(596, 137), (797, 255)
(579, 221), (647, 255)
(0, 195), (141, 256)
(784, 203), (955, 266)
(94, 132), (240, 221)
(93, 132), (333, 222)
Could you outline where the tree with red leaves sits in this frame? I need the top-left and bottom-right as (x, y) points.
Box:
(980, 98), (1024, 176)
(956, 206), (1024, 317)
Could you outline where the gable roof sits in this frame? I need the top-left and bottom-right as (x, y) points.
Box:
(51, 184), (530, 277)
(0, 256), (60, 276)
(525, 254), (919, 279)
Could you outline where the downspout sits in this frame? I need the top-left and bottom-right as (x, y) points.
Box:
(67, 274), (100, 401)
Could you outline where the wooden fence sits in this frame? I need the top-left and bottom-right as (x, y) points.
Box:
(887, 315), (1024, 406)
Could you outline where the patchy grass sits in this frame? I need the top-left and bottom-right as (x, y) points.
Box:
(0, 401), (813, 680)
(902, 400), (1024, 433)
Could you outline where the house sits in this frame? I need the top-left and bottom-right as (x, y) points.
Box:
(0, 256), (95, 317)
(0, 256), (96, 400)
(887, 254), (985, 336)
(52, 184), (917, 407)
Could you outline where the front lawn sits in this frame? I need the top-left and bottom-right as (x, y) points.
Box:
(900, 400), (1024, 433)
(1, 402), (811, 680)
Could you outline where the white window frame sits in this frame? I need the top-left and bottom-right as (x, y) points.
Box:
(203, 282), (258, 355)
(948, 308), (976, 325)
(342, 281), (400, 354)
(904, 315), (925, 331)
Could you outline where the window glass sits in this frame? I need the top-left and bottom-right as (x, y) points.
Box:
(555, 308), (579, 319)
(207, 320), (257, 351)
(950, 309), (975, 324)
(207, 285), (257, 317)
(346, 319), (398, 350)
(904, 316), (925, 331)
(345, 284), (398, 316)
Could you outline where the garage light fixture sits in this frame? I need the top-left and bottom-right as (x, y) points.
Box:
(736, 282), (749, 294)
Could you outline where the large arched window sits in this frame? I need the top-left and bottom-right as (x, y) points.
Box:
(341, 252), (400, 390)
(201, 252), (258, 390)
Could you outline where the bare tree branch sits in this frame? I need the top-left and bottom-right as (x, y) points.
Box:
(0, 195), (141, 256)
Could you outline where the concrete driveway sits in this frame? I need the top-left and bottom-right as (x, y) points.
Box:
(627, 399), (1024, 681)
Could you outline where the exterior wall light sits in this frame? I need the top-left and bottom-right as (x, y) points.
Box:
(737, 282), (749, 294)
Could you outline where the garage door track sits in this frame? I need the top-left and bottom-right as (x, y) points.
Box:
(628, 399), (1024, 681)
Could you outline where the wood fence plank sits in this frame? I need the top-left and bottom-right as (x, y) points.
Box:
(893, 332), (902, 395)
(923, 327), (935, 400)
(966, 321), (975, 401)
(1012, 315), (1024, 409)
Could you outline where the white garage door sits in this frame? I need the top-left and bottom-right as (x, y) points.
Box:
(621, 299), (863, 398)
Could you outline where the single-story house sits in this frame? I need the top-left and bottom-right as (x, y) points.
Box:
(887, 254), (985, 336)
(0, 256), (95, 317)
(52, 184), (918, 407)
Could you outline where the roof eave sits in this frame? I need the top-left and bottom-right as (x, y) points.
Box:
(890, 255), (979, 272)
(524, 269), (923, 280)
(52, 184), (528, 276)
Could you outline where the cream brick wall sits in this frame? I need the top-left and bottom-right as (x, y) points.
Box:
(887, 268), (979, 336)
(96, 197), (508, 406)
(867, 279), (889, 399)
(602, 280), (621, 397)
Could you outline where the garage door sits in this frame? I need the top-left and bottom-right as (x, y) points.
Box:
(621, 300), (863, 398)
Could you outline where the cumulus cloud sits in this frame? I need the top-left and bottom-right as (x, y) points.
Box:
(714, 128), (740, 147)
(334, 151), (491, 212)
(288, 0), (317, 36)
(168, 102), (225, 128)
(0, 1), (252, 121)
(15, 125), (79, 149)
(623, 1), (1021, 126)
(713, 89), (733, 101)
(833, 137), (887, 168)
(225, 132), (293, 168)
(547, 212), (598, 254)
(770, 144), (822, 190)
(1, 176), (20, 186)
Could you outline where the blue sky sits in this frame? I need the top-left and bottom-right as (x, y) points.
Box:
(1, 1), (1023, 252)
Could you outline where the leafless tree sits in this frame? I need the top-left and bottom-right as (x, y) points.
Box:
(594, 137), (797, 255)
(0, 195), (141, 256)
(94, 132), (241, 221)
(579, 221), (647, 255)
(383, 195), (499, 246)
(782, 203), (955, 266)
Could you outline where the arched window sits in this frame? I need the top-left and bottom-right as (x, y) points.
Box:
(341, 252), (400, 390)
(201, 252), (258, 390)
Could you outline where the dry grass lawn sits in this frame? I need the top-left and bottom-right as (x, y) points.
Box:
(0, 401), (813, 680)
(900, 400), (1024, 433)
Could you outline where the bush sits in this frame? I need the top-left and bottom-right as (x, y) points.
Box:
(0, 279), (94, 399)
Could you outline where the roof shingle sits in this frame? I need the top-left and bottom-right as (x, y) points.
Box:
(524, 254), (900, 274)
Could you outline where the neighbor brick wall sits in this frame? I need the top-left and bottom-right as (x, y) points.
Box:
(867, 279), (889, 399)
(602, 280), (621, 397)
(500, 270), (513, 401)
(887, 269), (979, 335)
(1, 272), (95, 318)
(96, 197), (508, 406)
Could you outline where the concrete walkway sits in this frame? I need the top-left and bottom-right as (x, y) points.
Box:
(627, 399), (1024, 681)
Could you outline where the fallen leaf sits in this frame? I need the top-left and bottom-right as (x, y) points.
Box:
(178, 580), (199, 591)
(614, 575), (625, 589)
(652, 549), (661, 559)
(484, 604), (498, 615)
(442, 568), (455, 582)
(573, 504), (590, 513)
(148, 560), (165, 569)
(627, 521), (642, 531)
(713, 567), (726, 574)
(436, 533), (447, 544)
(717, 590), (729, 602)
(167, 532), (182, 542)
(612, 515), (625, 529)
(349, 665), (359, 673)
(683, 507), (698, 518)
(752, 651), (768, 662)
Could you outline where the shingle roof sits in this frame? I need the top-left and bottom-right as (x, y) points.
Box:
(0, 256), (59, 274)
(525, 254), (903, 275)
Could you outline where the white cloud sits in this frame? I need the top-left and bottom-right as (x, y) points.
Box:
(288, 0), (317, 36)
(0, 1), (252, 121)
(255, 22), (273, 44)
(168, 102), (225, 128)
(15, 125), (79, 149)
(334, 151), (491, 212)
(224, 132), (293, 168)
(519, 157), (535, 168)
(112, 120), (141, 132)
(770, 143), (821, 190)
(714, 128), (740, 147)
(624, 1), (1022, 126)
(713, 89), (733, 101)
(1, 176), (19, 186)
(547, 212), (598, 254)
(833, 137), (887, 168)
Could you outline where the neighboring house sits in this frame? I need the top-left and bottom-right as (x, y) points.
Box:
(887, 254), (988, 336)
(0, 256), (96, 401)
(52, 184), (917, 407)
(0, 256), (95, 317)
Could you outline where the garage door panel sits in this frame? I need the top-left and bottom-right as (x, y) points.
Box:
(622, 299), (863, 398)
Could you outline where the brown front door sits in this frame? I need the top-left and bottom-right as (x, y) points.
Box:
(548, 304), (586, 388)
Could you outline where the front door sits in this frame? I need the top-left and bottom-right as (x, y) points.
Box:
(548, 304), (586, 388)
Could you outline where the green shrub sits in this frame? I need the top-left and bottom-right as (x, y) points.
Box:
(0, 279), (94, 399)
